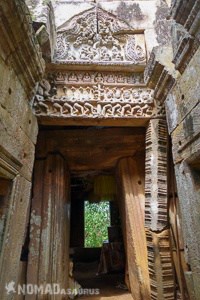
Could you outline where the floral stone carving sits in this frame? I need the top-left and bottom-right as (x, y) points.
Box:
(55, 7), (146, 66)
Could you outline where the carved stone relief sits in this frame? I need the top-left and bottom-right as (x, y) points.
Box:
(55, 8), (146, 65)
(53, 71), (145, 85)
(33, 71), (155, 119)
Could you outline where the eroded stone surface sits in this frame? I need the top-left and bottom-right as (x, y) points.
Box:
(0, 1), (44, 298)
(32, 72), (155, 120)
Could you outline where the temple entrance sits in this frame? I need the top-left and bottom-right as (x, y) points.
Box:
(26, 125), (150, 299)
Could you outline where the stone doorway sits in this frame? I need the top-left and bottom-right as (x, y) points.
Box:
(23, 124), (189, 300)
(25, 126), (150, 300)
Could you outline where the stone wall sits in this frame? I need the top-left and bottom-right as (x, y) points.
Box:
(167, 2), (200, 298)
(0, 1), (44, 298)
(167, 43), (200, 300)
(145, 0), (200, 299)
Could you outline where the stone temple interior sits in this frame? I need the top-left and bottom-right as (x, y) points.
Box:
(0, 0), (200, 299)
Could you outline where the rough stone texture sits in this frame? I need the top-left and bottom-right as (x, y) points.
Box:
(0, 41), (39, 182)
(0, 176), (32, 300)
(0, 0), (44, 298)
(170, 0), (200, 73)
(166, 46), (200, 137)
(174, 162), (200, 299)
(98, 0), (171, 55)
(26, 0), (57, 61)
(144, 44), (179, 116)
(145, 0), (200, 299)
(0, 0), (44, 96)
(168, 156), (191, 299)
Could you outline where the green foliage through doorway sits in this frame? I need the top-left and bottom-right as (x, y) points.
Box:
(84, 201), (110, 248)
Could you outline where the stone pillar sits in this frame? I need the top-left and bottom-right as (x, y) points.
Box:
(27, 153), (70, 299)
(145, 119), (175, 300)
(116, 156), (151, 300)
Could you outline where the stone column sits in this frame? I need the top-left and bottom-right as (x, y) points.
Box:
(27, 153), (70, 299)
(145, 119), (175, 300)
(116, 156), (151, 300)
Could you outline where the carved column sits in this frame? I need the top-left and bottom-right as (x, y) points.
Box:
(116, 156), (151, 300)
(145, 119), (175, 299)
(27, 153), (70, 299)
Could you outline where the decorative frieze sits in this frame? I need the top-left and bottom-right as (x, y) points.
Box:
(32, 72), (155, 119)
(55, 7), (146, 68)
(33, 99), (154, 119)
(51, 71), (145, 86)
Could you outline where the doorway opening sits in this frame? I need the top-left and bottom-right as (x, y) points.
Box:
(69, 172), (128, 299)
(30, 126), (146, 300)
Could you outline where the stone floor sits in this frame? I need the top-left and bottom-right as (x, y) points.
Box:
(74, 262), (133, 300)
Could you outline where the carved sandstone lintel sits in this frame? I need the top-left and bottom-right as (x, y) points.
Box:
(32, 74), (155, 119)
(55, 7), (146, 68)
(33, 99), (154, 119)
